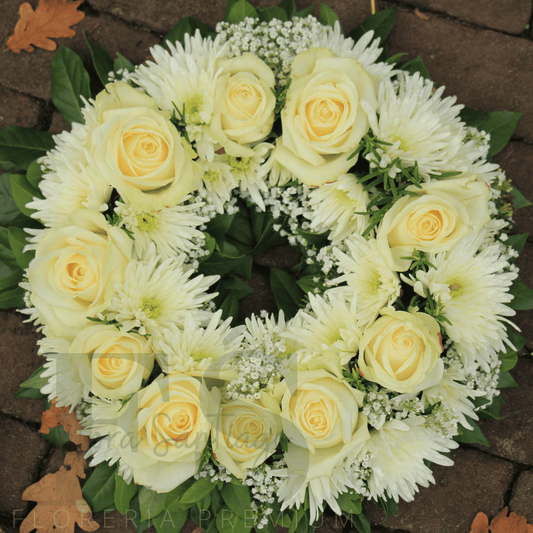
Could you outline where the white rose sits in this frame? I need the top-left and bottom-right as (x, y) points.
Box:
(91, 81), (202, 210)
(28, 209), (132, 339)
(116, 374), (220, 493)
(211, 54), (276, 157)
(377, 176), (491, 271)
(70, 325), (154, 399)
(212, 392), (282, 479)
(273, 47), (378, 186)
(358, 308), (444, 394)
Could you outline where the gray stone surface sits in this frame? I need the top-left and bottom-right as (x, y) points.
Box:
(509, 470), (533, 523)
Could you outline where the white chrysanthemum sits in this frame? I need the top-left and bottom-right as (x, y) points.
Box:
(38, 336), (86, 408)
(409, 232), (518, 358)
(29, 149), (111, 228)
(225, 142), (273, 209)
(331, 235), (401, 327)
(422, 358), (484, 430)
(131, 31), (227, 161)
(358, 416), (458, 502)
(108, 250), (218, 337)
(154, 311), (242, 378)
(263, 153), (294, 187)
(197, 155), (239, 212)
(243, 310), (288, 354)
(363, 72), (465, 179)
(305, 174), (370, 243)
(283, 292), (362, 366)
(114, 199), (208, 261)
(315, 25), (395, 85)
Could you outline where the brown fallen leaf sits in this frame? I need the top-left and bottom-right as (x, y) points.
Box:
(414, 8), (429, 20)
(6, 0), (85, 53)
(470, 507), (533, 533)
(39, 398), (89, 451)
(20, 451), (99, 533)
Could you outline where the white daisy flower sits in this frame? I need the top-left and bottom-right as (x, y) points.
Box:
(283, 292), (362, 366)
(114, 199), (208, 261)
(131, 32), (227, 161)
(38, 335), (86, 409)
(243, 310), (288, 355)
(331, 235), (401, 327)
(224, 142), (273, 209)
(154, 311), (243, 379)
(408, 232), (518, 358)
(197, 155), (239, 212)
(358, 416), (458, 503)
(305, 174), (370, 243)
(314, 25), (395, 86)
(107, 250), (218, 337)
(363, 72), (465, 179)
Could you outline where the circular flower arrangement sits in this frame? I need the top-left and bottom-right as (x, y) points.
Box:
(5, 3), (531, 532)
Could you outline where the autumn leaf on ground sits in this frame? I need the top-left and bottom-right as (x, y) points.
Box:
(6, 0), (85, 53)
(470, 507), (533, 533)
(20, 451), (99, 533)
(40, 398), (89, 450)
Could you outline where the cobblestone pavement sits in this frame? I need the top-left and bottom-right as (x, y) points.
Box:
(1, 0), (532, 532)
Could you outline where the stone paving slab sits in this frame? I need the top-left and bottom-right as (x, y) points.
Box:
(510, 470), (533, 522)
(0, 88), (41, 131)
(393, 0), (533, 35)
(365, 447), (515, 533)
(383, 6), (533, 143)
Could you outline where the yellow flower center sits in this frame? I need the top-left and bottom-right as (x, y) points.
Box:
(136, 212), (159, 232)
(141, 296), (163, 319)
(448, 278), (464, 299)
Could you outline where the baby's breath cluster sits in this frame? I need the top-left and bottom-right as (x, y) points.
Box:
(344, 453), (372, 497)
(196, 462), (233, 483)
(424, 403), (459, 438)
(216, 16), (325, 88)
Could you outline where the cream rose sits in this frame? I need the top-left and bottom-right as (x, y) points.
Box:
(28, 209), (132, 339)
(358, 309), (443, 393)
(91, 81), (202, 210)
(273, 47), (378, 186)
(212, 392), (282, 479)
(115, 374), (220, 493)
(211, 54), (276, 157)
(377, 176), (491, 271)
(70, 325), (154, 399)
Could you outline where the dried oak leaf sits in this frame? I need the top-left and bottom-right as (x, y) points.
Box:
(6, 0), (85, 53)
(39, 398), (89, 451)
(20, 451), (99, 533)
(470, 508), (533, 533)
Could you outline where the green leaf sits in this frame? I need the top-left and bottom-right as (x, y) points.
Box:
(0, 266), (22, 292)
(114, 473), (139, 515)
(0, 227), (19, 271)
(26, 159), (44, 189)
(295, 5), (313, 17)
(14, 364), (47, 395)
(180, 477), (217, 505)
(139, 487), (165, 522)
(226, 207), (255, 247)
(399, 56), (431, 80)
(319, 4), (340, 29)
(221, 482), (252, 519)
(278, 0), (296, 19)
(8, 227), (33, 270)
(377, 495), (399, 521)
(0, 174), (21, 226)
(164, 478), (195, 512)
(10, 173), (41, 217)
(153, 509), (188, 533)
(348, 508), (371, 533)
(82, 461), (117, 513)
(478, 395), (506, 420)
(455, 417), (489, 446)
(498, 371), (518, 388)
(206, 213), (236, 241)
(256, 6), (288, 22)
(500, 350), (518, 373)
(270, 267), (305, 319)
(349, 8), (398, 45)
(0, 126), (55, 171)
(510, 186), (531, 209)
(507, 328), (527, 352)
(199, 252), (253, 280)
(215, 276), (253, 304)
(227, 0), (258, 23)
(0, 285), (25, 309)
(337, 492), (363, 515)
(163, 17), (215, 48)
(114, 52), (134, 74)
(128, 494), (152, 533)
(85, 34), (114, 86)
(41, 425), (70, 446)
(51, 46), (92, 126)
(296, 228), (329, 247)
(506, 233), (528, 255)
(508, 279), (533, 310)
(459, 108), (522, 158)
(216, 506), (252, 533)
